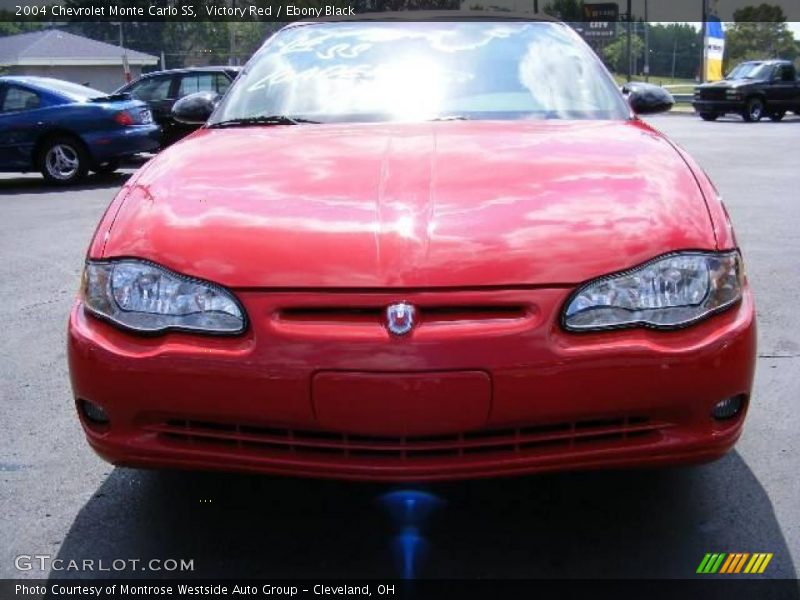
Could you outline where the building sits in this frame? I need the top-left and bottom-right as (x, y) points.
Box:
(0, 30), (159, 92)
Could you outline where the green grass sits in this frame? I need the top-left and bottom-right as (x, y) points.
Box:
(612, 73), (697, 88)
(612, 73), (698, 104)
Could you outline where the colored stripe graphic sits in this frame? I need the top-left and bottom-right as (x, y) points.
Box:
(720, 554), (737, 573)
(745, 553), (774, 574)
(697, 553), (726, 573)
(734, 553), (749, 573)
(700, 553), (772, 574)
(697, 553), (713, 573)
(758, 554), (773, 573)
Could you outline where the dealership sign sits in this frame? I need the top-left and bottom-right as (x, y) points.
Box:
(582, 2), (619, 40)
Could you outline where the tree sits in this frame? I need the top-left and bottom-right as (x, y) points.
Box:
(602, 32), (644, 75)
(724, 4), (797, 69)
(0, 18), (47, 37)
(646, 22), (701, 80)
(544, 0), (584, 21)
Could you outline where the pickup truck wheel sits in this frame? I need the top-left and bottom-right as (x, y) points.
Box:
(769, 110), (786, 122)
(699, 112), (719, 121)
(38, 136), (89, 185)
(743, 98), (764, 122)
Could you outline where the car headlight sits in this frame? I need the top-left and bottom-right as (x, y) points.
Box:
(563, 251), (743, 331)
(82, 260), (246, 335)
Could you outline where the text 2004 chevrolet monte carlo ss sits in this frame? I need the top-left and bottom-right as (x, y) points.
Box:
(68, 15), (756, 481)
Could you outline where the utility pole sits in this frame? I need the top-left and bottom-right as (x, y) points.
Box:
(625, 0), (632, 82)
(671, 37), (677, 81)
(116, 22), (131, 84)
(644, 0), (650, 82)
(228, 0), (237, 66)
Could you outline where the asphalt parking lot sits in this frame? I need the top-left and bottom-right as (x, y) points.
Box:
(1, 114), (799, 581)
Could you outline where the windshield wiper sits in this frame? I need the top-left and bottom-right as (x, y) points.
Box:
(208, 115), (320, 128)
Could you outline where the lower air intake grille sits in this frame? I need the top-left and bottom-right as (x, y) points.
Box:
(146, 416), (668, 461)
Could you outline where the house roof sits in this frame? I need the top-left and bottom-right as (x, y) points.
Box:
(0, 29), (158, 67)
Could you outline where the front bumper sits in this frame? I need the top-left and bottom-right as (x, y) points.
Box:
(68, 286), (756, 481)
(692, 100), (744, 114)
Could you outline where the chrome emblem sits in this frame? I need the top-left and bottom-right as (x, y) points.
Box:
(386, 302), (416, 336)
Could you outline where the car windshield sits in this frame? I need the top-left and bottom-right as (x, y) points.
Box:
(211, 21), (630, 125)
(726, 62), (771, 80)
(36, 78), (107, 100)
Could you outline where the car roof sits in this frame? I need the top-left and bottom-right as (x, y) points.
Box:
(139, 66), (241, 78)
(740, 59), (792, 65)
(0, 75), (90, 93)
(0, 75), (114, 102)
(0, 75), (57, 86)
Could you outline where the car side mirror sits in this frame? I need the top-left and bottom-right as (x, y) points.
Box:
(172, 92), (220, 125)
(623, 83), (674, 115)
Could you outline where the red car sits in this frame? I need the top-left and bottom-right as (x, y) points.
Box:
(68, 16), (756, 481)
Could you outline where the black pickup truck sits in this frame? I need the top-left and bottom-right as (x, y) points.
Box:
(693, 59), (800, 122)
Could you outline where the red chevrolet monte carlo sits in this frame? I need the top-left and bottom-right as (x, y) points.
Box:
(68, 15), (756, 481)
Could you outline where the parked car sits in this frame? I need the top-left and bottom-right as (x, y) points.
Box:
(69, 15), (755, 481)
(0, 76), (159, 184)
(116, 66), (240, 146)
(693, 59), (800, 122)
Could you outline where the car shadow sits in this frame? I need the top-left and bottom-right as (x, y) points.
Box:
(699, 115), (800, 124)
(50, 451), (797, 582)
(0, 172), (132, 195)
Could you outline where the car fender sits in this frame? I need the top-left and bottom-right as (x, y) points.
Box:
(86, 157), (155, 259)
(32, 126), (92, 164)
(665, 140), (737, 250)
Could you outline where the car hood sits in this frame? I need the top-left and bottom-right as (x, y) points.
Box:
(104, 120), (716, 288)
(699, 79), (759, 89)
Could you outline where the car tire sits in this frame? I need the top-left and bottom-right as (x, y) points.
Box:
(768, 110), (786, 122)
(699, 112), (719, 121)
(38, 136), (89, 185)
(92, 158), (121, 175)
(742, 98), (764, 122)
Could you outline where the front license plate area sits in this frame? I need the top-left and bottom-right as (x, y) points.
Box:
(312, 371), (492, 437)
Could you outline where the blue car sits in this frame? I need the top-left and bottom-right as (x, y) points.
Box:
(0, 76), (160, 184)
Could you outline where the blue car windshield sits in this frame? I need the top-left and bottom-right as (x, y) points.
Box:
(212, 21), (630, 124)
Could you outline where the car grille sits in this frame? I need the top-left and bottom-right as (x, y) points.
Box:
(277, 304), (529, 324)
(145, 415), (669, 461)
(697, 89), (727, 101)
